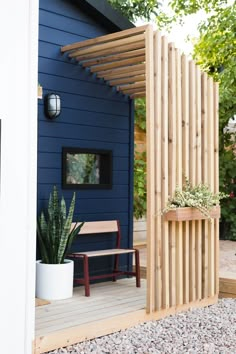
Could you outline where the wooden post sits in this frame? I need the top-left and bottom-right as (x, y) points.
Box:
(145, 24), (155, 314)
(161, 35), (169, 309)
(175, 48), (183, 306)
(201, 72), (209, 299)
(168, 42), (177, 307)
(189, 60), (196, 302)
(195, 66), (202, 300)
(214, 82), (220, 295)
(154, 31), (162, 311)
(207, 77), (215, 297)
(181, 54), (190, 304)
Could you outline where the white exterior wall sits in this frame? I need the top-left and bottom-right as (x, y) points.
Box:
(0, 1), (38, 353)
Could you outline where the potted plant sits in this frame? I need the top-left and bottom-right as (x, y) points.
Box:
(162, 179), (227, 221)
(36, 186), (83, 300)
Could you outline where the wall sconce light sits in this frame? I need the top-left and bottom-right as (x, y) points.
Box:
(44, 93), (61, 119)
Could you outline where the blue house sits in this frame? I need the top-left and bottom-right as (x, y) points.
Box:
(37, 0), (136, 276)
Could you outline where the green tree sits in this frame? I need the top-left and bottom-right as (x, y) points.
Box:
(159, 1), (236, 239)
(108, 0), (160, 22)
(193, 4), (236, 240)
(156, 0), (229, 29)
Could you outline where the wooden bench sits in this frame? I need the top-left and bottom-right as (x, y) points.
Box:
(69, 220), (141, 296)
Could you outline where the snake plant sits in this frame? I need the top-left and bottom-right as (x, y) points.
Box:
(37, 186), (83, 264)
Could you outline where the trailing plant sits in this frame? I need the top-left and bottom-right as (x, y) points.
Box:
(37, 186), (84, 264)
(135, 98), (146, 132)
(134, 98), (147, 219)
(134, 151), (147, 219)
(162, 179), (228, 219)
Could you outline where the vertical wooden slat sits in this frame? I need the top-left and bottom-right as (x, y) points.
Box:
(161, 35), (169, 309)
(195, 66), (202, 300)
(145, 24), (155, 313)
(154, 31), (162, 310)
(168, 43), (177, 307)
(201, 72), (209, 299)
(214, 82), (219, 295)
(207, 76), (215, 297)
(181, 54), (190, 304)
(175, 48), (183, 306)
(189, 60), (196, 302)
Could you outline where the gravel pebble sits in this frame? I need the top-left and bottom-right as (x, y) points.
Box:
(44, 298), (236, 354)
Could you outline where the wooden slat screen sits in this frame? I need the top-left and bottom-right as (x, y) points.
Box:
(149, 31), (219, 312)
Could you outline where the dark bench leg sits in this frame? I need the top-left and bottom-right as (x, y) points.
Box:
(135, 249), (141, 287)
(83, 255), (90, 297)
(112, 254), (119, 282)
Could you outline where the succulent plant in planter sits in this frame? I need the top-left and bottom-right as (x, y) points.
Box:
(162, 179), (228, 221)
(36, 186), (84, 300)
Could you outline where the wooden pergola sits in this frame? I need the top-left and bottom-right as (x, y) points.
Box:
(61, 25), (148, 98)
(42, 24), (220, 350)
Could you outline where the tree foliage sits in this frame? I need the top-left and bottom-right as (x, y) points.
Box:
(193, 4), (236, 126)
(187, 3), (236, 239)
(159, 1), (236, 239)
(108, 0), (160, 22)
(156, 0), (229, 29)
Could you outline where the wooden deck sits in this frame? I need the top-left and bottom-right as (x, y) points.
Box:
(35, 240), (236, 353)
(35, 278), (146, 353)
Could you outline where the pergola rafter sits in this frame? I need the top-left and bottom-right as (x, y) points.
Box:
(61, 25), (149, 97)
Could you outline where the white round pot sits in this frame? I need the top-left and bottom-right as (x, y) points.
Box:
(36, 259), (74, 300)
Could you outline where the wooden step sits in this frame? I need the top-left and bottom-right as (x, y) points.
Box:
(219, 277), (236, 298)
(133, 241), (147, 249)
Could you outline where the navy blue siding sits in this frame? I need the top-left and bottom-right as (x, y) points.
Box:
(37, 0), (134, 275)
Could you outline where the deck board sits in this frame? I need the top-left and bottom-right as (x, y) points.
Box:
(35, 278), (146, 336)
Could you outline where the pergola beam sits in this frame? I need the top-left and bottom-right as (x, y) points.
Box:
(96, 63), (145, 77)
(109, 75), (145, 86)
(74, 41), (145, 61)
(89, 56), (145, 73)
(117, 81), (145, 91)
(81, 49), (145, 67)
(68, 34), (145, 58)
(130, 92), (146, 98)
(102, 69), (145, 81)
(61, 25), (148, 53)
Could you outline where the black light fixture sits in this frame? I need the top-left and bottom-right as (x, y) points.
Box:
(44, 93), (61, 119)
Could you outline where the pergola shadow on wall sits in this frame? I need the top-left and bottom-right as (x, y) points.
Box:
(36, 25), (219, 351)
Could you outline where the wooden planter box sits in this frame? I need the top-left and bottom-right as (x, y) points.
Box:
(164, 205), (220, 221)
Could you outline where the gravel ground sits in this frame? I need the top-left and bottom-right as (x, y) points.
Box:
(45, 298), (236, 354)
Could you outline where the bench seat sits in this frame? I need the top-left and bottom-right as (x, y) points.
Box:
(69, 220), (140, 296)
(72, 248), (135, 258)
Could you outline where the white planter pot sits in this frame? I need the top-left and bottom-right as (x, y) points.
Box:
(36, 259), (74, 300)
